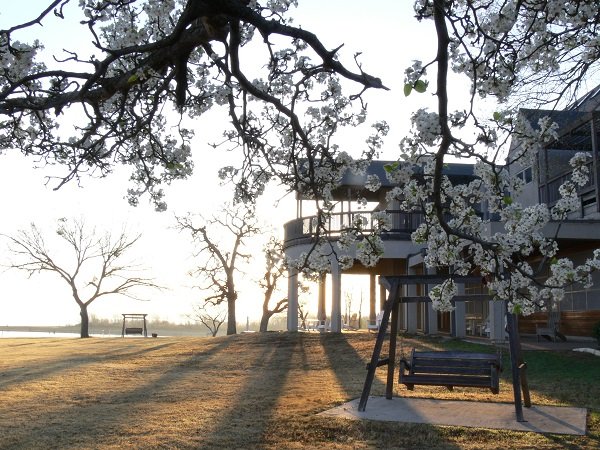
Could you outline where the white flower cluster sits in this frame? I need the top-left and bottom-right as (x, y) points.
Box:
(442, 0), (600, 102)
(411, 109), (441, 146)
(266, 0), (298, 14)
(551, 181), (578, 220)
(428, 279), (457, 312)
(80, 0), (181, 47)
(404, 60), (425, 85)
(1, 39), (45, 82)
(287, 241), (334, 279)
(356, 236), (384, 267)
(371, 211), (392, 231)
(213, 84), (232, 106)
(337, 230), (357, 252)
(569, 152), (590, 187)
(385, 162), (413, 186)
(365, 174), (381, 192)
(550, 152), (590, 220)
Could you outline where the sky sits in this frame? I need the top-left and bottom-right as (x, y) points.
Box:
(0, 0), (443, 327)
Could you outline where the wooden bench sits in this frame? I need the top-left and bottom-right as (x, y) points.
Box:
(399, 350), (501, 394)
(125, 327), (144, 336)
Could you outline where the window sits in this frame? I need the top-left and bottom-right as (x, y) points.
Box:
(516, 167), (533, 184)
(582, 194), (596, 207)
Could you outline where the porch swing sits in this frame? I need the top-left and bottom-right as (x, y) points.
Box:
(359, 275), (531, 422)
(121, 313), (148, 337)
(397, 333), (503, 394)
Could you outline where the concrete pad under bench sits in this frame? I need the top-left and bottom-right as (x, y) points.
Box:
(319, 396), (587, 435)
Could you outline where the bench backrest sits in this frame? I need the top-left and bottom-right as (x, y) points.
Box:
(125, 327), (144, 335)
(410, 350), (499, 376)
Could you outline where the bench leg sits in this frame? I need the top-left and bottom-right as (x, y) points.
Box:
(491, 364), (500, 395)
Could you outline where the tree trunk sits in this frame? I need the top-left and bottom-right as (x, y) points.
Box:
(80, 305), (90, 338)
(259, 311), (273, 332)
(226, 297), (237, 335)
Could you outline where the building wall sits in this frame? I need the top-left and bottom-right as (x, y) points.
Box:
(556, 249), (600, 312)
(518, 310), (600, 338)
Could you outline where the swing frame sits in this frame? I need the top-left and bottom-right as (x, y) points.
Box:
(358, 275), (531, 422)
(121, 313), (148, 337)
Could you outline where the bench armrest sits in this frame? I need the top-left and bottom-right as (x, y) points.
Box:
(399, 358), (411, 372)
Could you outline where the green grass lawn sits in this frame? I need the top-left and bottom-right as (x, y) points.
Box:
(437, 336), (600, 411)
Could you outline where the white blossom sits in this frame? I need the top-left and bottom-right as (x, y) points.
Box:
(365, 174), (381, 192)
(429, 279), (457, 312)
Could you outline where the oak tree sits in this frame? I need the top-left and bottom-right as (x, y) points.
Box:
(177, 203), (260, 335)
(258, 236), (287, 332)
(3, 218), (158, 337)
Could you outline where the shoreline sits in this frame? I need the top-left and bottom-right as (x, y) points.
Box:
(0, 324), (213, 337)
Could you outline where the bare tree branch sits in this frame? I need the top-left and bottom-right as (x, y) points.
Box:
(188, 303), (226, 337)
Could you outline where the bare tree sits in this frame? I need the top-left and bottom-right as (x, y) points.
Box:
(2, 218), (159, 338)
(258, 237), (287, 332)
(344, 292), (353, 327)
(177, 204), (260, 335)
(358, 292), (363, 330)
(298, 301), (310, 331)
(189, 303), (226, 337)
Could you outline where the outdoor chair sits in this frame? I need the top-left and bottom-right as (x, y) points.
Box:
(536, 310), (566, 342)
(367, 311), (387, 333)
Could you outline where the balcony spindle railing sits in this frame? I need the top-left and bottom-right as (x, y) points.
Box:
(284, 210), (425, 244)
(539, 161), (595, 204)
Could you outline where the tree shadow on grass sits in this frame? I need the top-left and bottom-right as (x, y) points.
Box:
(0, 337), (235, 450)
(198, 333), (301, 449)
(0, 340), (180, 391)
(321, 332), (387, 400)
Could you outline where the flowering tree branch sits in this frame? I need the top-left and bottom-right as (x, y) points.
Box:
(3, 0), (600, 317)
(385, 0), (600, 313)
(0, 0), (387, 210)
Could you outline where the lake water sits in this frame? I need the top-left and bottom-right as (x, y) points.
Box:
(0, 330), (124, 338)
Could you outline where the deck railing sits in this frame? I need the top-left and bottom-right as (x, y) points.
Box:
(539, 161), (595, 204)
(284, 210), (425, 244)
